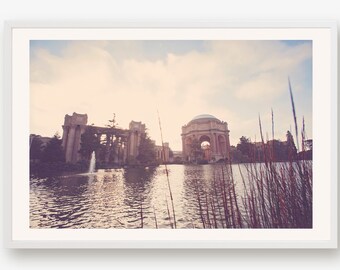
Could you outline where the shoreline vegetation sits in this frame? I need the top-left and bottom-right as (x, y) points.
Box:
(30, 137), (312, 175)
(29, 154), (311, 177)
(29, 127), (312, 176)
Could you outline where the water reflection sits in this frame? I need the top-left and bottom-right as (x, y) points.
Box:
(181, 164), (230, 228)
(30, 164), (240, 229)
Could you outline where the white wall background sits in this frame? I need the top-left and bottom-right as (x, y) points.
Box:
(1, 0), (339, 269)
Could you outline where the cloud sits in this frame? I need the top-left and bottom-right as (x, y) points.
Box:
(30, 40), (312, 149)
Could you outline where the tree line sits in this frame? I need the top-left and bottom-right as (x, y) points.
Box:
(231, 131), (312, 163)
(30, 130), (159, 167)
(30, 133), (65, 163)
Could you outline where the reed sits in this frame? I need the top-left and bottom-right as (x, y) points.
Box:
(165, 196), (174, 229)
(157, 110), (177, 228)
(190, 80), (312, 229)
(140, 200), (144, 229)
(153, 205), (158, 229)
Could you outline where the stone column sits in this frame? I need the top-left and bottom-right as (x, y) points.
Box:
(211, 133), (217, 159)
(104, 134), (111, 164)
(114, 138), (119, 164)
(61, 112), (88, 163)
(210, 132), (215, 153)
(137, 132), (141, 157)
(77, 125), (87, 162)
(61, 126), (69, 149)
(182, 136), (186, 160)
(128, 132), (134, 157)
(226, 130), (231, 161)
(123, 141), (128, 164)
(65, 126), (75, 163)
(71, 126), (82, 163)
(215, 133), (222, 155)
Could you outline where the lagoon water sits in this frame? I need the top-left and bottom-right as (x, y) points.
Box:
(30, 164), (247, 229)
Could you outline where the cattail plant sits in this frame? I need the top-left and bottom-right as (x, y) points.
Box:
(190, 79), (312, 229)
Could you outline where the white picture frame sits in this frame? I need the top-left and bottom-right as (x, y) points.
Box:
(4, 21), (338, 249)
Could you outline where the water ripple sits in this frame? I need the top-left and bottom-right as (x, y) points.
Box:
(30, 164), (243, 229)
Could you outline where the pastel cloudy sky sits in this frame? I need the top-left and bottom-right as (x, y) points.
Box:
(30, 40), (312, 151)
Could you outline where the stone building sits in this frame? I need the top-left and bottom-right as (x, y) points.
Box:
(61, 112), (147, 164)
(127, 121), (146, 159)
(155, 142), (170, 164)
(171, 151), (183, 163)
(181, 114), (231, 162)
(61, 113), (88, 163)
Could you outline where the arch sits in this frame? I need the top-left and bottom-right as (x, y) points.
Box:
(181, 114), (230, 163)
(199, 135), (211, 144)
(199, 135), (212, 161)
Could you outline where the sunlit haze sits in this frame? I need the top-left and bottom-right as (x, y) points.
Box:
(30, 40), (312, 150)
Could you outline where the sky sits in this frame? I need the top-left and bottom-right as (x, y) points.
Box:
(30, 40), (312, 151)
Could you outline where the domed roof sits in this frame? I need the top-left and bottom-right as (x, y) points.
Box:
(191, 114), (219, 121)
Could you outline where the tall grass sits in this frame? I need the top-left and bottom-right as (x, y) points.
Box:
(191, 80), (312, 229)
(157, 110), (177, 228)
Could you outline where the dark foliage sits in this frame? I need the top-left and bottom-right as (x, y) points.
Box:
(136, 133), (157, 166)
(79, 126), (101, 160)
(30, 135), (43, 160)
(41, 134), (65, 163)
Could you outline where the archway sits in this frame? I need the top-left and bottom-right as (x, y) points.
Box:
(181, 114), (230, 163)
(199, 135), (211, 161)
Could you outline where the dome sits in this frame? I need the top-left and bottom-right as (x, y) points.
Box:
(191, 114), (219, 121)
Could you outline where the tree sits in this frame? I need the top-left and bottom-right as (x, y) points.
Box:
(79, 126), (101, 160)
(41, 133), (65, 163)
(100, 114), (120, 164)
(30, 135), (43, 161)
(297, 139), (313, 160)
(270, 139), (287, 161)
(236, 136), (253, 162)
(136, 133), (157, 166)
(106, 113), (117, 128)
(304, 139), (313, 151)
(286, 131), (297, 160)
(230, 145), (244, 163)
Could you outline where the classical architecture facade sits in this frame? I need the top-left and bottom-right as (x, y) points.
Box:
(127, 121), (146, 159)
(62, 112), (148, 164)
(61, 113), (88, 163)
(62, 113), (145, 164)
(155, 142), (170, 164)
(181, 114), (231, 162)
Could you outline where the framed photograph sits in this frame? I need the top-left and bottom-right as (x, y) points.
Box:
(4, 21), (337, 249)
